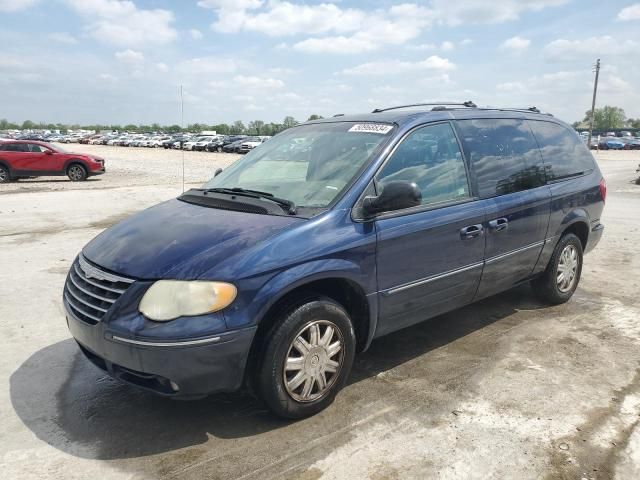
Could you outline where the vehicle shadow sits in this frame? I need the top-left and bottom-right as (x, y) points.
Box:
(10, 284), (546, 461)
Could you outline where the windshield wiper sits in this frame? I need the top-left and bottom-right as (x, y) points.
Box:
(203, 187), (297, 215)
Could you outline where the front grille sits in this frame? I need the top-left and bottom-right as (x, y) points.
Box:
(64, 255), (134, 325)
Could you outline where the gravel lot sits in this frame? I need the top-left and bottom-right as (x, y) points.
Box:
(1, 146), (639, 479)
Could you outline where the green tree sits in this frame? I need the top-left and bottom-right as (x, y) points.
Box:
(248, 120), (265, 135)
(230, 120), (245, 134)
(582, 106), (626, 130)
(282, 116), (298, 129)
(22, 120), (36, 130)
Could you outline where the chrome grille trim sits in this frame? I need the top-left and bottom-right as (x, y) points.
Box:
(65, 286), (108, 312)
(78, 254), (134, 285)
(64, 293), (103, 323)
(73, 263), (126, 294)
(64, 254), (134, 325)
(68, 270), (117, 303)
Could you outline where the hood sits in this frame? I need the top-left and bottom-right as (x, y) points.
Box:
(82, 199), (303, 280)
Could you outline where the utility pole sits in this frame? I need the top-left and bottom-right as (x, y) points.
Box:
(587, 59), (601, 146)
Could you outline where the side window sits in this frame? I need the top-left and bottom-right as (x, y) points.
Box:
(28, 144), (46, 153)
(528, 120), (595, 180)
(456, 119), (545, 198)
(377, 122), (470, 207)
(5, 143), (29, 152)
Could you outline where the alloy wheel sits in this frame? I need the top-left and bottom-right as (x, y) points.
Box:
(557, 244), (579, 293)
(283, 320), (344, 403)
(68, 165), (84, 181)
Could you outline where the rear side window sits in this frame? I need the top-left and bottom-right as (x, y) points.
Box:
(3, 143), (30, 152)
(456, 119), (545, 199)
(528, 120), (595, 180)
(377, 122), (470, 206)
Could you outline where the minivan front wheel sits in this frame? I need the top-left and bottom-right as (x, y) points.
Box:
(533, 233), (583, 304)
(256, 297), (356, 419)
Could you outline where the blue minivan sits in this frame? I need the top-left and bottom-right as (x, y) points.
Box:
(63, 103), (605, 418)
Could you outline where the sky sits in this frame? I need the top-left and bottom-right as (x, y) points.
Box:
(1, 0), (639, 126)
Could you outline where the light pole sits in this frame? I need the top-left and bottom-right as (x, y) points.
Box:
(587, 59), (600, 146)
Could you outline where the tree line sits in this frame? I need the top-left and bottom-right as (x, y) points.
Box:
(572, 106), (640, 131)
(0, 114), (325, 136)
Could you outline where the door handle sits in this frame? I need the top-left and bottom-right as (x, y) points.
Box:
(460, 224), (484, 240)
(488, 217), (509, 232)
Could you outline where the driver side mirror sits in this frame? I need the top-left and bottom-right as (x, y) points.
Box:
(44, 150), (53, 155)
(362, 181), (422, 218)
(214, 168), (223, 177)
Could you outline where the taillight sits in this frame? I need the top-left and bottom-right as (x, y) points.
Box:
(599, 177), (607, 204)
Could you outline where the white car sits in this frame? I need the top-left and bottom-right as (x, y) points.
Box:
(193, 136), (217, 151)
(238, 136), (268, 153)
(151, 136), (171, 148)
(183, 136), (208, 151)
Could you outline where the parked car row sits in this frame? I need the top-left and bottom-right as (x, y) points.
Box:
(589, 136), (640, 150)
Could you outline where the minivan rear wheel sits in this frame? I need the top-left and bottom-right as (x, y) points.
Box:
(256, 296), (356, 419)
(533, 233), (583, 304)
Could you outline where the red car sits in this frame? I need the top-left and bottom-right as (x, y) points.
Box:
(0, 140), (105, 183)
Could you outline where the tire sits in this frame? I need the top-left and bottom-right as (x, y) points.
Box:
(217, 146), (222, 153)
(256, 296), (356, 419)
(0, 164), (11, 183)
(532, 233), (583, 305)
(67, 163), (87, 182)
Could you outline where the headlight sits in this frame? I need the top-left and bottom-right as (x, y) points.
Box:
(139, 280), (237, 322)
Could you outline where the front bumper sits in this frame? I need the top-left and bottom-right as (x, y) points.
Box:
(64, 299), (256, 398)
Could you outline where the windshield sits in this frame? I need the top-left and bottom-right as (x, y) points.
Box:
(204, 122), (394, 208)
(49, 143), (68, 153)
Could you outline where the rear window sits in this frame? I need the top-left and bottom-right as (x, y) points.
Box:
(456, 119), (545, 199)
(528, 120), (595, 180)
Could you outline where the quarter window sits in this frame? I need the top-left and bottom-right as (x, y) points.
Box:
(456, 119), (545, 199)
(528, 120), (595, 180)
(28, 144), (48, 153)
(377, 122), (470, 207)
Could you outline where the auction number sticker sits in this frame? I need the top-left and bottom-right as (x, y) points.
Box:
(348, 123), (394, 134)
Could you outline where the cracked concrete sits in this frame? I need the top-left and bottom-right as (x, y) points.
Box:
(0, 147), (639, 479)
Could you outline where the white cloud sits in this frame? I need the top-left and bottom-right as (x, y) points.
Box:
(408, 43), (437, 51)
(460, 38), (474, 46)
(544, 36), (639, 60)
(48, 32), (77, 44)
(441, 40), (455, 51)
(618, 4), (640, 21)
(341, 56), (456, 76)
(65, 0), (177, 48)
(200, 1), (433, 53)
(0, 0), (38, 12)
(234, 75), (284, 88)
(501, 36), (531, 50)
(430, 0), (569, 25)
(189, 28), (203, 39)
(178, 57), (238, 74)
(155, 62), (169, 72)
(114, 49), (144, 63)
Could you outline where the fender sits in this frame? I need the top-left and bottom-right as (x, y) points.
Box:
(532, 210), (590, 275)
(63, 158), (89, 170)
(224, 258), (378, 348)
(552, 208), (590, 238)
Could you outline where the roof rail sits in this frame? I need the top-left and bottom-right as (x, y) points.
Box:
(491, 106), (553, 116)
(372, 101), (477, 113)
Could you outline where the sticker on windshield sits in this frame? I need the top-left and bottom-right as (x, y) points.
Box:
(348, 124), (393, 134)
